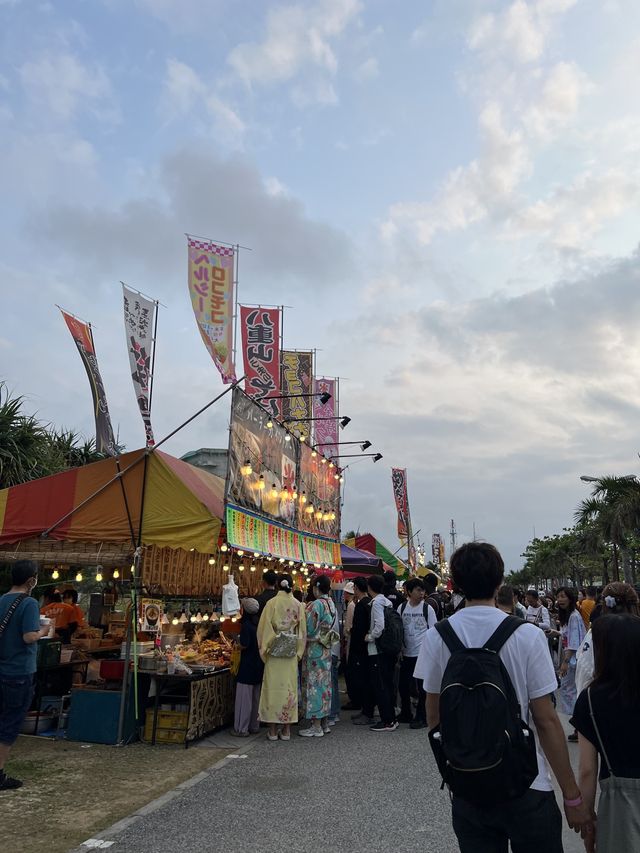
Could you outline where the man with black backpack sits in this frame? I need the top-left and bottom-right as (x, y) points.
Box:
(422, 572), (444, 621)
(415, 542), (594, 851)
(361, 574), (402, 732)
(397, 578), (436, 728)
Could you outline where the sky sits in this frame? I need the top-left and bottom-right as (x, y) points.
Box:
(2, 0), (640, 570)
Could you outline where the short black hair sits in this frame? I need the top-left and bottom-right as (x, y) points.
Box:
(526, 588), (540, 601)
(44, 591), (62, 604)
(423, 573), (437, 592)
(315, 575), (331, 594)
(405, 578), (424, 594)
(353, 576), (368, 593)
(383, 570), (397, 585)
(367, 575), (384, 594)
(586, 585), (597, 597)
(450, 543), (504, 601)
(496, 584), (515, 607)
(63, 588), (78, 604)
(263, 570), (277, 586)
(11, 559), (39, 586)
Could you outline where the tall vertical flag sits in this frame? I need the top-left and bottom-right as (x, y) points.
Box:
(281, 350), (313, 437)
(313, 377), (337, 458)
(392, 467), (416, 571)
(122, 285), (156, 447)
(432, 533), (443, 566)
(59, 309), (117, 456)
(240, 306), (281, 415)
(187, 236), (236, 384)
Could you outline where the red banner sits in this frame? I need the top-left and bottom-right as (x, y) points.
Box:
(240, 306), (281, 415)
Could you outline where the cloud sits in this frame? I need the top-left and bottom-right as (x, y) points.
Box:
(228, 0), (362, 104)
(354, 57), (379, 83)
(28, 144), (353, 290)
(522, 61), (592, 138)
(19, 52), (118, 123)
(161, 59), (246, 141)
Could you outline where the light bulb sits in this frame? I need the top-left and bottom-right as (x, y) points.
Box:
(315, 511), (323, 520)
(113, 569), (120, 579)
(323, 513), (330, 521)
(195, 611), (203, 623)
(241, 460), (252, 476)
(266, 419), (273, 429)
(239, 565), (245, 572)
(171, 617), (179, 626)
(314, 563), (321, 569)
(321, 458), (327, 465)
(292, 569), (297, 575)
(223, 564), (230, 572)
(75, 572), (83, 582)
(190, 614), (197, 623)
(280, 488), (288, 500)
(203, 612), (210, 621)
(258, 476), (266, 490)
(231, 617), (237, 623)
(284, 434), (291, 443)
(208, 557), (215, 565)
(329, 462), (334, 469)
(306, 505), (314, 514)
(270, 485), (278, 499)
(51, 569), (59, 580)
(237, 550), (244, 557)
(330, 512), (336, 521)
(253, 552), (260, 558)
(279, 558), (285, 564)
(301, 493), (307, 503)
(300, 434), (306, 442)
(288, 560), (294, 567)
(250, 565), (256, 572)
(95, 572), (103, 582)
(220, 615), (227, 623)
(311, 450), (317, 458)
(339, 476), (344, 483)
(221, 543), (228, 552)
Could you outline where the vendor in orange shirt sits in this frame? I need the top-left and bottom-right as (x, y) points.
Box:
(579, 585), (597, 628)
(41, 592), (78, 643)
(62, 588), (86, 631)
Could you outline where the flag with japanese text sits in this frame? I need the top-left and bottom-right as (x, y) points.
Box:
(122, 284), (156, 446)
(187, 237), (236, 384)
(60, 309), (117, 456)
(281, 350), (312, 437)
(313, 377), (337, 459)
(240, 306), (281, 415)
(392, 467), (411, 543)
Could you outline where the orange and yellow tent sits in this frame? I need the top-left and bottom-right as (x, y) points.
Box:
(0, 449), (224, 554)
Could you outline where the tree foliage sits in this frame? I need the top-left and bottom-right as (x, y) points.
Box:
(0, 382), (106, 489)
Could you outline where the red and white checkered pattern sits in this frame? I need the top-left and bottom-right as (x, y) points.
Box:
(187, 237), (234, 256)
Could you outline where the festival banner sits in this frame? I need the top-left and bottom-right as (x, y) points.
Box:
(225, 506), (305, 562)
(240, 306), (281, 415)
(391, 467), (410, 541)
(296, 443), (341, 539)
(60, 310), (117, 456)
(280, 350), (312, 437)
(301, 535), (342, 567)
(312, 377), (337, 459)
(432, 533), (442, 566)
(187, 237), (236, 384)
(227, 388), (298, 527)
(122, 285), (156, 446)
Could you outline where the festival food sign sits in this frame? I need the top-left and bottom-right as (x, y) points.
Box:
(392, 467), (410, 541)
(280, 350), (312, 437)
(59, 309), (117, 456)
(313, 377), (337, 458)
(227, 387), (298, 527)
(240, 306), (281, 416)
(187, 237), (236, 384)
(296, 443), (341, 539)
(122, 284), (156, 446)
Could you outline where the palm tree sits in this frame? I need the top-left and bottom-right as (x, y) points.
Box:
(0, 383), (52, 488)
(575, 475), (640, 584)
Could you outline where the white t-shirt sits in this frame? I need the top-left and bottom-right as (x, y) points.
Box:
(525, 604), (551, 631)
(414, 606), (558, 792)
(400, 600), (437, 657)
(574, 628), (593, 696)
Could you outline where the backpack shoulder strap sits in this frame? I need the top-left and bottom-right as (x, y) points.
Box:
(423, 602), (430, 624)
(434, 619), (465, 654)
(400, 601), (407, 615)
(484, 615), (525, 653)
(0, 593), (28, 639)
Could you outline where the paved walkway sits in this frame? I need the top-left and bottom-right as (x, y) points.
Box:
(75, 717), (584, 853)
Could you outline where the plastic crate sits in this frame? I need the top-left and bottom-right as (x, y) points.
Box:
(37, 639), (61, 668)
(143, 708), (188, 744)
(143, 727), (186, 745)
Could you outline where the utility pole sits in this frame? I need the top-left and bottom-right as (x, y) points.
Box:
(450, 518), (457, 557)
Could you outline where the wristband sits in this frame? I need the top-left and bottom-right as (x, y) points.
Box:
(563, 795), (583, 807)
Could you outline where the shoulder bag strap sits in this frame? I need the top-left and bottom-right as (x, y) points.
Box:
(484, 615), (525, 653)
(0, 593), (28, 639)
(400, 601), (407, 616)
(434, 619), (465, 654)
(587, 687), (614, 777)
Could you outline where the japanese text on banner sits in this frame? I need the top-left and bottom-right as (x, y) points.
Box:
(122, 284), (156, 446)
(281, 350), (312, 436)
(240, 306), (281, 415)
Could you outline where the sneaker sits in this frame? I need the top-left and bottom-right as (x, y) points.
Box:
(266, 733), (279, 741)
(352, 715), (376, 726)
(298, 727), (323, 737)
(409, 719), (427, 730)
(370, 721), (399, 732)
(327, 716), (339, 726)
(0, 775), (23, 790)
(321, 722), (331, 734)
(278, 731), (291, 741)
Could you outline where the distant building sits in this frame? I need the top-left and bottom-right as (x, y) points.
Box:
(180, 448), (228, 480)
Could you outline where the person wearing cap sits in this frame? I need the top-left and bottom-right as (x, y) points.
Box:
(231, 597), (264, 737)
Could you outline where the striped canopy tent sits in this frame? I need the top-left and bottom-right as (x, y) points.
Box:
(344, 533), (408, 577)
(0, 449), (225, 556)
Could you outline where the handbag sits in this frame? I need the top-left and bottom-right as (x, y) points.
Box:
(222, 574), (240, 617)
(269, 630), (298, 658)
(317, 599), (340, 649)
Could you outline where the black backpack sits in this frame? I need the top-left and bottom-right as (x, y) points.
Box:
(428, 616), (538, 806)
(426, 592), (444, 621)
(375, 605), (403, 655)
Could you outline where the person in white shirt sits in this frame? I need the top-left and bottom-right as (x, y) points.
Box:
(398, 578), (436, 729)
(415, 542), (593, 853)
(361, 575), (397, 732)
(525, 589), (551, 631)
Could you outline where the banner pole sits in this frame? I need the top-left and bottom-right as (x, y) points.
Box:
(233, 244), (240, 378)
(148, 299), (160, 418)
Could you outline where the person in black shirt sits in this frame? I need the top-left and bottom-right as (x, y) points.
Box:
(231, 598), (264, 737)
(255, 570), (278, 615)
(347, 577), (371, 720)
(423, 573), (444, 621)
(382, 570), (404, 610)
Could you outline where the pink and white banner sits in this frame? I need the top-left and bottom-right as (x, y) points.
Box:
(313, 377), (337, 459)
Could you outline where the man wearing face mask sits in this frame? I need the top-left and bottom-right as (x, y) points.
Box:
(0, 560), (49, 790)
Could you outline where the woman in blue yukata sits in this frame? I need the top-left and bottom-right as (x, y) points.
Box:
(299, 575), (338, 738)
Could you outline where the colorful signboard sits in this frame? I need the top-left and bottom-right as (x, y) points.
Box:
(227, 387), (298, 527)
(122, 284), (156, 446)
(240, 306), (281, 415)
(312, 377), (337, 459)
(296, 443), (341, 539)
(225, 506), (338, 564)
(391, 467), (410, 541)
(60, 309), (116, 456)
(280, 350), (312, 437)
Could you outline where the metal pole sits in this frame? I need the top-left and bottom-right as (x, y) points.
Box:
(147, 298), (160, 417)
(233, 244), (240, 379)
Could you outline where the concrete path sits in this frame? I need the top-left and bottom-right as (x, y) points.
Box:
(72, 717), (584, 853)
